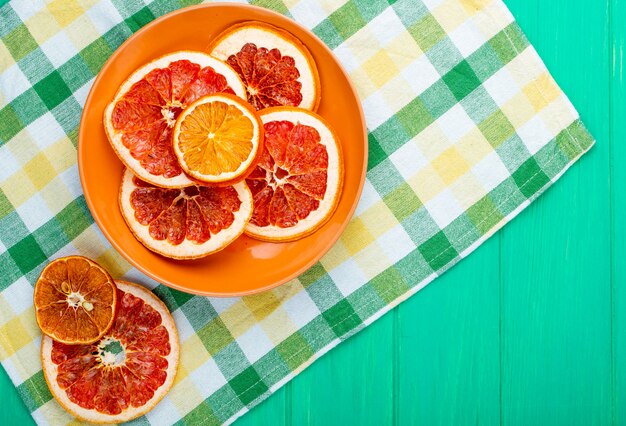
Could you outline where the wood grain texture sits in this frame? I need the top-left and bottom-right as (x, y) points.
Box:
(502, 1), (612, 425)
(0, 0), (619, 425)
(611, 1), (626, 424)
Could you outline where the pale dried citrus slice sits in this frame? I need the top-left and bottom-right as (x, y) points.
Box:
(209, 21), (321, 111)
(41, 280), (179, 423)
(104, 51), (246, 188)
(245, 107), (343, 241)
(119, 169), (252, 259)
(172, 93), (263, 184)
(34, 256), (116, 345)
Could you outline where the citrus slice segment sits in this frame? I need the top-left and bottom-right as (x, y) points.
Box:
(104, 51), (246, 188)
(245, 107), (343, 241)
(172, 93), (263, 184)
(34, 256), (117, 345)
(209, 21), (320, 111)
(119, 169), (253, 259)
(41, 280), (179, 423)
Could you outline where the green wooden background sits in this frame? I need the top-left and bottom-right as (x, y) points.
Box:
(1, 0), (623, 424)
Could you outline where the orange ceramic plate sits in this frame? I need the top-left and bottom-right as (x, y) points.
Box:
(78, 4), (367, 297)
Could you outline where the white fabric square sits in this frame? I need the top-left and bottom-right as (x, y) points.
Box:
(368, 8), (405, 46)
(438, 104), (474, 141)
(401, 54), (440, 96)
(27, 112), (65, 150)
(420, 0), (445, 8)
(330, 258), (368, 297)
(210, 297), (239, 314)
(10, 0), (38, 22)
(289, 0), (328, 29)
(59, 165), (82, 198)
(354, 179), (381, 216)
(237, 325), (274, 364)
(389, 138), (428, 180)
(334, 44), (360, 74)
(40, 32), (76, 68)
(483, 67), (519, 107)
(16, 193), (50, 232)
(424, 188), (463, 228)
(86, 0), (125, 34)
(0, 147), (20, 182)
(73, 79), (94, 106)
(448, 20), (486, 58)
(0, 63), (31, 104)
(189, 356), (228, 397)
(378, 224), (415, 264)
(516, 116), (553, 155)
(282, 289), (319, 329)
(145, 396), (182, 426)
(472, 151), (511, 192)
(0, 355), (24, 387)
(172, 309), (195, 343)
(362, 90), (393, 129)
(5, 277), (33, 316)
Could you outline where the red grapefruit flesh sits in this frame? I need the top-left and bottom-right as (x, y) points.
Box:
(119, 169), (253, 259)
(209, 21), (321, 111)
(104, 51), (246, 188)
(41, 280), (179, 424)
(245, 107), (343, 241)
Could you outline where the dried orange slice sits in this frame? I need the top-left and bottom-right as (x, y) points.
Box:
(104, 51), (246, 188)
(245, 107), (343, 241)
(209, 21), (321, 111)
(34, 256), (116, 345)
(119, 169), (253, 259)
(41, 280), (179, 423)
(172, 93), (263, 184)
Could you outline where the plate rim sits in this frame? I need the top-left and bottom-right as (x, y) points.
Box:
(78, 3), (368, 297)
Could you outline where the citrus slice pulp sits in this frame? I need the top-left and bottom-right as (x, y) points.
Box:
(34, 256), (117, 345)
(245, 107), (343, 241)
(119, 169), (253, 259)
(41, 280), (179, 424)
(104, 51), (246, 188)
(173, 93), (263, 184)
(209, 21), (321, 111)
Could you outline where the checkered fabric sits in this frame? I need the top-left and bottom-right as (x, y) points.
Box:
(0, 0), (593, 424)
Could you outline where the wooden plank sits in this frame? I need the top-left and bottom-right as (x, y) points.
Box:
(396, 238), (501, 425)
(0, 368), (33, 425)
(289, 312), (394, 425)
(501, 1), (612, 425)
(234, 386), (287, 426)
(610, 1), (626, 423)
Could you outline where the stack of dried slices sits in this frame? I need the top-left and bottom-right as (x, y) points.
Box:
(34, 256), (180, 423)
(105, 22), (344, 259)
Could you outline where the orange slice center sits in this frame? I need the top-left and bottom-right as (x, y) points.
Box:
(177, 101), (254, 176)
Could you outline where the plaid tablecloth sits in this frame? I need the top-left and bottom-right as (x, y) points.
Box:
(0, 0), (593, 425)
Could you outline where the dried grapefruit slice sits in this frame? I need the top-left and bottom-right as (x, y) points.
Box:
(119, 169), (252, 259)
(104, 51), (246, 188)
(209, 21), (321, 111)
(245, 107), (343, 241)
(41, 280), (179, 423)
(34, 256), (116, 345)
(173, 93), (263, 184)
